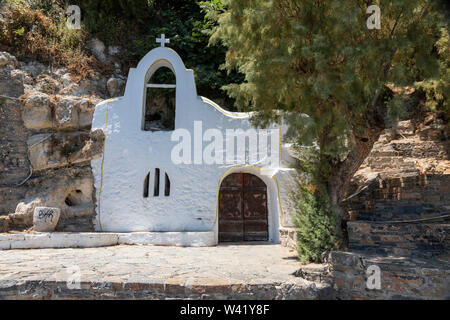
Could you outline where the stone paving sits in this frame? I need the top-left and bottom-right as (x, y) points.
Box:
(0, 243), (333, 299)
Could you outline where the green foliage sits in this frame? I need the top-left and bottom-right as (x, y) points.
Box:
(289, 144), (338, 263)
(0, 0), (90, 73)
(291, 148), (338, 264)
(72, 0), (155, 45)
(211, 0), (447, 140)
(415, 28), (450, 117)
(292, 182), (337, 264)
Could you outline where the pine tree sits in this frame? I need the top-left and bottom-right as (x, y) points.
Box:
(209, 0), (449, 248)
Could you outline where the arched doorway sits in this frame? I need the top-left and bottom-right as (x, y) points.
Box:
(218, 173), (268, 242)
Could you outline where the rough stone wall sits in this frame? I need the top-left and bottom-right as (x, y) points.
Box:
(0, 53), (29, 218)
(328, 110), (450, 300)
(0, 278), (334, 300)
(329, 251), (450, 300)
(347, 221), (450, 258)
(0, 49), (125, 232)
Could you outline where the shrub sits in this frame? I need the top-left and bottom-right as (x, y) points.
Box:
(290, 147), (338, 264)
(292, 178), (338, 264)
(0, 0), (108, 79)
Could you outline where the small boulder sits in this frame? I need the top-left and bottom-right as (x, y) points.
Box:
(0, 51), (18, 69)
(107, 77), (125, 97)
(13, 198), (44, 228)
(87, 38), (108, 63)
(33, 207), (60, 232)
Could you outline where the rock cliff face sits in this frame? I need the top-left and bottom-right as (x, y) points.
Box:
(0, 50), (125, 232)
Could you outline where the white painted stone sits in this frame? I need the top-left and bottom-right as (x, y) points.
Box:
(0, 232), (216, 250)
(1, 232), (118, 250)
(33, 207), (60, 232)
(91, 41), (297, 245)
(118, 231), (215, 247)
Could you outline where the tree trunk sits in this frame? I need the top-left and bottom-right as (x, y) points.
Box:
(327, 102), (387, 248)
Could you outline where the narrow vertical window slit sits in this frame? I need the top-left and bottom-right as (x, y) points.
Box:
(153, 168), (160, 196)
(143, 172), (150, 198)
(164, 172), (170, 196)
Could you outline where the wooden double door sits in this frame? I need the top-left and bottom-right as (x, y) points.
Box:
(218, 173), (268, 242)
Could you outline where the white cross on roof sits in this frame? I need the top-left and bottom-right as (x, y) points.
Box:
(156, 34), (170, 47)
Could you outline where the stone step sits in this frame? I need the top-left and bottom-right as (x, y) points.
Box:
(350, 187), (448, 204)
(367, 156), (405, 165)
(369, 160), (417, 170)
(387, 140), (449, 159)
(370, 188), (447, 202)
(357, 205), (450, 222)
(374, 168), (423, 176)
(347, 221), (450, 259)
(369, 150), (400, 157)
(328, 251), (450, 299)
(369, 163), (417, 171)
(366, 157), (418, 170)
(369, 139), (449, 159)
(367, 138), (450, 165)
(346, 174), (450, 207)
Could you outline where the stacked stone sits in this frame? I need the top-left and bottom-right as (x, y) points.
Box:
(331, 113), (450, 299)
(328, 251), (450, 299)
(0, 50), (125, 232)
(345, 115), (450, 253)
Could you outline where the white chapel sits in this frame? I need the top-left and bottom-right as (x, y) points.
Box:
(91, 35), (298, 246)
